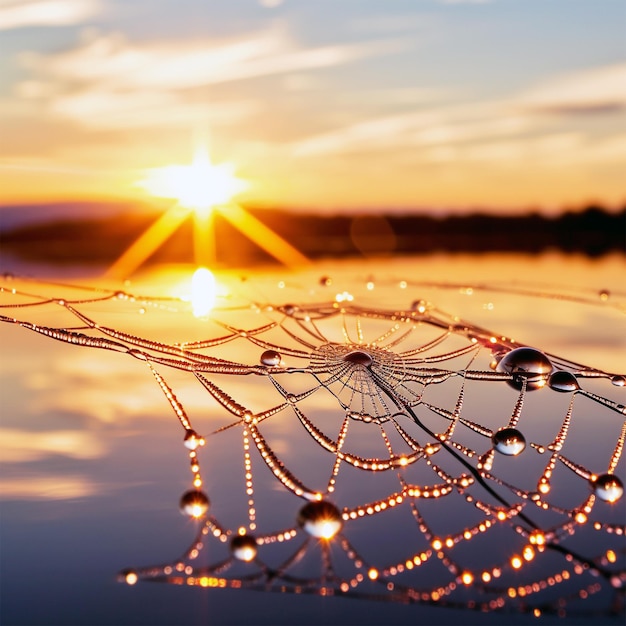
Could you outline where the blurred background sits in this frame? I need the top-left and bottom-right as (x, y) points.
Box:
(1, 0), (624, 271)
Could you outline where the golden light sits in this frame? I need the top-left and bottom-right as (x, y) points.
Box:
(523, 545), (536, 562)
(511, 555), (523, 570)
(191, 267), (217, 317)
(316, 519), (342, 540)
(529, 531), (546, 546)
(575, 511), (588, 524)
(136, 147), (249, 214)
(105, 145), (310, 280)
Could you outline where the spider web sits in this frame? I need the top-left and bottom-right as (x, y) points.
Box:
(1, 271), (624, 620)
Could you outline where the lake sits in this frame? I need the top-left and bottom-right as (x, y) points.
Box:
(1, 252), (624, 625)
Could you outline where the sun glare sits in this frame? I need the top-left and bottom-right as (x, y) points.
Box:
(137, 148), (248, 214)
(191, 267), (217, 317)
(105, 144), (310, 280)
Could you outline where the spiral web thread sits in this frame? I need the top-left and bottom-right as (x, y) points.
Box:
(1, 273), (624, 619)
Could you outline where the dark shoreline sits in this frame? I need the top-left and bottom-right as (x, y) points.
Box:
(1, 205), (624, 266)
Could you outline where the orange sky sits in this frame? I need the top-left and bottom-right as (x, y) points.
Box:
(1, 0), (625, 214)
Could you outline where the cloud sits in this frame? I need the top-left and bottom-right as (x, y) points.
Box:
(14, 27), (409, 130)
(0, 476), (95, 500)
(0, 427), (106, 462)
(50, 89), (256, 130)
(292, 102), (527, 156)
(291, 62), (626, 160)
(24, 29), (408, 90)
(520, 62), (626, 115)
(0, 0), (102, 30)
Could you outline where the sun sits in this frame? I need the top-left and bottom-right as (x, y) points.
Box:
(105, 146), (309, 281)
(136, 148), (249, 216)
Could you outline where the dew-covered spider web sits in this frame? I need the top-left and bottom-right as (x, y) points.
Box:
(1, 270), (624, 620)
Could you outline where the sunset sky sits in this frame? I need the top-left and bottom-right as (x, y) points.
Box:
(1, 0), (625, 214)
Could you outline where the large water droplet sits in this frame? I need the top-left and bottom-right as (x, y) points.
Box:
(496, 347), (553, 390)
(297, 501), (343, 539)
(591, 474), (624, 503)
(492, 428), (526, 456)
(343, 350), (373, 367)
(611, 375), (625, 387)
(179, 490), (210, 518)
(548, 371), (580, 393)
(230, 534), (258, 561)
(260, 350), (281, 366)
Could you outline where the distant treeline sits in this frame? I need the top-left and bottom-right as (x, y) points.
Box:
(257, 205), (626, 258)
(1, 204), (624, 266)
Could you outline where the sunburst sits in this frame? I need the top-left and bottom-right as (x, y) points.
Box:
(105, 147), (309, 279)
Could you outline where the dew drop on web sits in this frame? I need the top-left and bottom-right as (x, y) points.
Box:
(260, 350), (281, 366)
(492, 427), (526, 456)
(230, 534), (258, 561)
(591, 474), (624, 503)
(297, 501), (343, 539)
(548, 371), (580, 392)
(179, 490), (210, 518)
(183, 429), (203, 450)
(496, 347), (553, 390)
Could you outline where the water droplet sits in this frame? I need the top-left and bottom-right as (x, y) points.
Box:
(343, 350), (373, 367)
(230, 534), (258, 561)
(496, 347), (553, 390)
(319, 276), (332, 287)
(179, 490), (210, 518)
(297, 501), (343, 539)
(183, 430), (203, 450)
(611, 375), (625, 387)
(282, 304), (297, 315)
(492, 428), (526, 456)
(548, 371), (580, 392)
(260, 350), (281, 366)
(598, 290), (610, 301)
(411, 299), (428, 314)
(591, 474), (624, 503)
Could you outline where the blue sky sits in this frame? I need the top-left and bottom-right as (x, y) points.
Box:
(1, 0), (625, 212)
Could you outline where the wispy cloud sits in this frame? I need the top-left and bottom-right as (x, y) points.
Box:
(291, 62), (626, 161)
(519, 62), (626, 115)
(0, 476), (95, 500)
(14, 27), (409, 130)
(292, 101), (526, 156)
(0, 427), (106, 462)
(0, 0), (102, 31)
